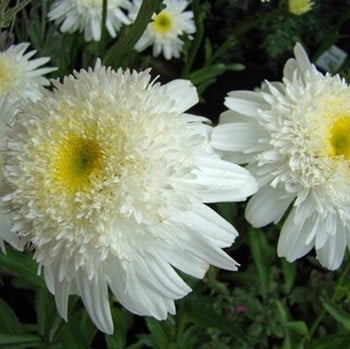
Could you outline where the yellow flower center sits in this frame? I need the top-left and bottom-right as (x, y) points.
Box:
(51, 134), (103, 193)
(152, 12), (173, 33)
(328, 116), (350, 160)
(0, 56), (19, 97)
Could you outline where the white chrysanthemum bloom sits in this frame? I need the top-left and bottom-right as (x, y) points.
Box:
(211, 43), (350, 270)
(130, 0), (195, 60)
(0, 42), (55, 252)
(0, 42), (56, 105)
(3, 61), (257, 333)
(0, 99), (23, 252)
(48, 0), (131, 41)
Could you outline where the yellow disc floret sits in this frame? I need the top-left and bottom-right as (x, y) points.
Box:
(328, 116), (350, 160)
(51, 134), (102, 193)
(152, 12), (173, 33)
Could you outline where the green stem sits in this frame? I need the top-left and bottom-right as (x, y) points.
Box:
(104, 0), (163, 67)
(99, 0), (108, 57)
(308, 256), (350, 342)
(181, 0), (205, 77)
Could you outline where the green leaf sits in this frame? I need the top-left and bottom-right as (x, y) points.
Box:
(0, 247), (44, 288)
(310, 333), (350, 349)
(284, 321), (309, 337)
(105, 307), (132, 349)
(0, 299), (23, 334)
(248, 228), (273, 298)
(35, 288), (56, 337)
(0, 334), (42, 346)
(145, 317), (174, 349)
(281, 259), (296, 294)
(321, 296), (350, 330)
(187, 63), (244, 85)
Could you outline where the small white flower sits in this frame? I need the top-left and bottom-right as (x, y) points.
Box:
(130, 0), (195, 60)
(0, 42), (56, 106)
(48, 0), (131, 41)
(211, 43), (350, 270)
(3, 62), (257, 333)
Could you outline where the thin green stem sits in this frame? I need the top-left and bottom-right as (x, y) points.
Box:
(104, 0), (163, 67)
(181, 0), (205, 77)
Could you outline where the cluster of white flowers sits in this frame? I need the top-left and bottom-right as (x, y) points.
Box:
(48, 0), (195, 60)
(0, 0), (348, 338)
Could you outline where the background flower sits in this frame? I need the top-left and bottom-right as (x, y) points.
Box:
(130, 0), (195, 60)
(48, 0), (131, 41)
(0, 41), (55, 252)
(0, 42), (56, 106)
(3, 61), (257, 333)
(211, 43), (350, 270)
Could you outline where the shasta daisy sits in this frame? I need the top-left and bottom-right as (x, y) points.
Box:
(3, 61), (257, 333)
(211, 43), (350, 270)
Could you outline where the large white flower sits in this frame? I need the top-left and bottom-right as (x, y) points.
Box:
(0, 42), (56, 106)
(2, 62), (257, 333)
(130, 0), (195, 60)
(48, 0), (131, 41)
(211, 43), (350, 270)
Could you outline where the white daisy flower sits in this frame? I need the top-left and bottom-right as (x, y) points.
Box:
(48, 0), (131, 41)
(0, 42), (56, 105)
(0, 99), (23, 252)
(211, 43), (350, 270)
(130, 0), (195, 60)
(2, 61), (257, 333)
(0, 42), (55, 252)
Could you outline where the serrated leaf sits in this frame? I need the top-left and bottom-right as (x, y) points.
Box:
(321, 296), (350, 330)
(0, 299), (23, 334)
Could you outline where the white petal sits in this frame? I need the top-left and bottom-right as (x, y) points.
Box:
(245, 185), (294, 228)
(294, 43), (311, 72)
(224, 90), (266, 116)
(277, 207), (314, 262)
(185, 204), (238, 247)
(195, 155), (258, 202)
(0, 211), (23, 251)
(137, 255), (191, 299)
(316, 218), (346, 270)
(211, 122), (266, 152)
(76, 273), (113, 334)
(164, 248), (209, 278)
(164, 79), (199, 113)
(184, 233), (239, 271)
